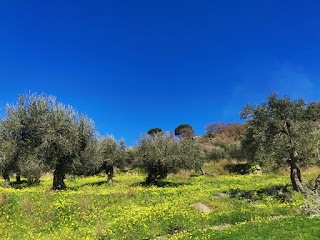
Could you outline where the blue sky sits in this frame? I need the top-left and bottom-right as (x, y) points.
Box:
(1, 0), (320, 145)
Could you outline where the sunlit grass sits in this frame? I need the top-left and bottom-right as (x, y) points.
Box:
(0, 169), (319, 239)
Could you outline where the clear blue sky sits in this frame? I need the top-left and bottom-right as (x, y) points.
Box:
(1, 0), (320, 145)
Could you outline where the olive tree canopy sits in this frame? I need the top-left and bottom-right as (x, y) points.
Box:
(241, 94), (320, 193)
(135, 133), (204, 184)
(0, 93), (97, 190)
(97, 135), (126, 183)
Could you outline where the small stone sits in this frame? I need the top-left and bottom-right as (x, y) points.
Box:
(192, 202), (213, 213)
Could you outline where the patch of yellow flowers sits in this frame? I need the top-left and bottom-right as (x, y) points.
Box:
(0, 172), (309, 239)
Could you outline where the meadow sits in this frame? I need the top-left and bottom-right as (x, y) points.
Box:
(0, 165), (320, 239)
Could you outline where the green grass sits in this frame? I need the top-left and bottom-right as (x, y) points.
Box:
(0, 170), (319, 239)
(169, 216), (320, 239)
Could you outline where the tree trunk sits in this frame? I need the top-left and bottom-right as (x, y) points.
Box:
(289, 156), (305, 193)
(146, 174), (157, 185)
(15, 171), (21, 184)
(3, 173), (11, 188)
(200, 167), (206, 176)
(105, 164), (114, 184)
(53, 165), (66, 190)
(315, 174), (320, 195)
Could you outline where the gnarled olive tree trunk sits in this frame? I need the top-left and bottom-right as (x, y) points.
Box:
(105, 164), (114, 183)
(52, 164), (66, 190)
(289, 151), (305, 193)
(3, 172), (11, 188)
(315, 174), (320, 195)
(146, 174), (157, 185)
(200, 166), (206, 175)
(15, 171), (21, 184)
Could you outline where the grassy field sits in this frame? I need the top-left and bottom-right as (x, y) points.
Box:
(0, 167), (319, 239)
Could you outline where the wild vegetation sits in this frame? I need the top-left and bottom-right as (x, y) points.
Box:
(1, 92), (320, 239)
(0, 167), (319, 239)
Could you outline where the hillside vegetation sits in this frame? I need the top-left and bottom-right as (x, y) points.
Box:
(0, 168), (319, 239)
(1, 92), (320, 239)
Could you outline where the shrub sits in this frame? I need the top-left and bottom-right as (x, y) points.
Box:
(300, 188), (320, 217)
(209, 145), (227, 161)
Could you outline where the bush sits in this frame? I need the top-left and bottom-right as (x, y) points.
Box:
(225, 162), (261, 175)
(209, 145), (227, 161)
(228, 142), (244, 160)
(206, 140), (243, 162)
(300, 188), (320, 217)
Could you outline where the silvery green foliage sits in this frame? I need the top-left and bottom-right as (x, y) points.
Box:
(241, 94), (320, 192)
(0, 93), (53, 184)
(241, 94), (320, 170)
(97, 135), (126, 170)
(300, 187), (320, 217)
(207, 140), (243, 162)
(0, 93), (97, 188)
(179, 137), (205, 171)
(135, 133), (204, 184)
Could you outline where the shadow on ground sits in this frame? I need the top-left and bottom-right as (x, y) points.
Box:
(10, 180), (31, 189)
(131, 180), (191, 188)
(222, 185), (293, 202)
(67, 180), (115, 190)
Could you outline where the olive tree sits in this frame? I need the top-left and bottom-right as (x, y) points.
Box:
(135, 133), (204, 184)
(0, 134), (18, 187)
(40, 101), (96, 190)
(241, 94), (320, 193)
(0, 94), (51, 186)
(69, 117), (100, 177)
(0, 93), (97, 190)
(97, 135), (126, 183)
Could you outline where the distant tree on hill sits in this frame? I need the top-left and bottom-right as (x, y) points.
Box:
(147, 128), (163, 136)
(241, 93), (320, 193)
(174, 124), (195, 139)
(135, 133), (204, 184)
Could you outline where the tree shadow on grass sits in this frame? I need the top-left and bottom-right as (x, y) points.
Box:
(222, 185), (293, 202)
(67, 180), (114, 190)
(131, 180), (190, 188)
(10, 180), (30, 189)
(5, 180), (42, 190)
(2, 179), (113, 191)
